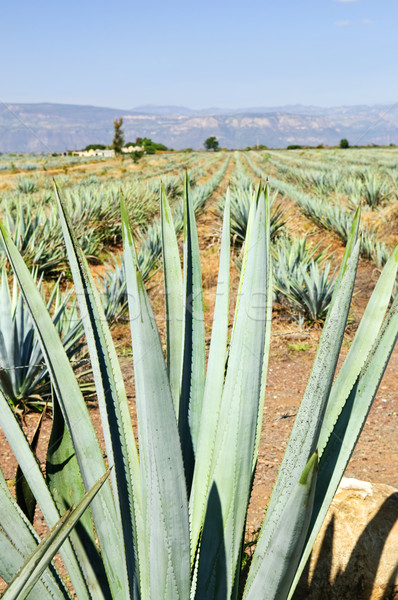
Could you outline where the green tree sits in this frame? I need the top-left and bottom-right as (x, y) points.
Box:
(340, 138), (349, 149)
(83, 144), (106, 151)
(204, 136), (220, 151)
(112, 118), (125, 154)
(140, 137), (168, 153)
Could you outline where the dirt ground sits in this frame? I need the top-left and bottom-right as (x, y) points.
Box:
(0, 155), (397, 593)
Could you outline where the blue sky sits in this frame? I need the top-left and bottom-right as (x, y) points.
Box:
(1, 0), (397, 109)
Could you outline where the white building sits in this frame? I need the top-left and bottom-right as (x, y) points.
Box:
(72, 148), (115, 158)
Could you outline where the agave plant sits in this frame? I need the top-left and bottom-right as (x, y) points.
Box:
(16, 178), (38, 194)
(0, 201), (66, 274)
(273, 236), (335, 321)
(0, 270), (86, 412)
(360, 226), (390, 270)
(99, 240), (159, 323)
(225, 184), (286, 246)
(360, 171), (390, 208)
(276, 260), (336, 323)
(0, 176), (398, 599)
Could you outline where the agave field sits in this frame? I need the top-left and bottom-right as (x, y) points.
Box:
(0, 147), (397, 598)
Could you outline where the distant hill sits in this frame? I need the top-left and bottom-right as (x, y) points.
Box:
(1, 102), (398, 153)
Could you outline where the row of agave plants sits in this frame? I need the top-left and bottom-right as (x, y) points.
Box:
(10, 149), (211, 196)
(266, 154), (397, 209)
(0, 182), (159, 274)
(0, 157), (230, 412)
(0, 173), (398, 598)
(0, 147), (201, 175)
(0, 153), (101, 173)
(0, 149), (225, 274)
(266, 147), (398, 170)
(245, 153), (391, 269)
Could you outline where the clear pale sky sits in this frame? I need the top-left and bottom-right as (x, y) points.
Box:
(1, 0), (397, 110)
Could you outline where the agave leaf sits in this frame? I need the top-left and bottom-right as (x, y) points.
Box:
(319, 242), (398, 452)
(0, 269), (17, 403)
(46, 393), (110, 598)
(54, 183), (142, 598)
(16, 408), (46, 524)
(0, 220), (127, 598)
(231, 184), (259, 337)
(3, 470), (109, 600)
(327, 207), (360, 309)
(190, 189), (231, 558)
(180, 172), (206, 489)
(253, 185), (273, 475)
(122, 199), (191, 599)
(244, 230), (361, 595)
(0, 465), (70, 599)
(287, 264), (398, 599)
(245, 453), (318, 600)
(195, 187), (270, 598)
(0, 388), (90, 600)
(161, 182), (184, 412)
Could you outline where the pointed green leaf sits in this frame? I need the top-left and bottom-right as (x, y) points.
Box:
(252, 184), (273, 474)
(0, 388), (90, 600)
(122, 201), (191, 600)
(3, 471), (109, 600)
(161, 182), (184, 412)
(245, 453), (318, 600)
(47, 394), (110, 598)
(190, 188), (231, 559)
(245, 232), (360, 594)
(287, 284), (398, 599)
(195, 187), (270, 598)
(319, 242), (398, 454)
(179, 172), (206, 490)
(55, 184), (142, 598)
(0, 218), (126, 598)
(0, 465), (70, 599)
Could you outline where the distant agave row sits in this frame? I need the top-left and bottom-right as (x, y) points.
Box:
(266, 154), (396, 208)
(245, 154), (390, 269)
(265, 147), (398, 171)
(0, 177), (181, 273)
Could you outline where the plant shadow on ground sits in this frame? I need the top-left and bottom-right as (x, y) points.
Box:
(292, 491), (398, 600)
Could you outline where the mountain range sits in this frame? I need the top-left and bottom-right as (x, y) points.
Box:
(1, 102), (398, 153)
